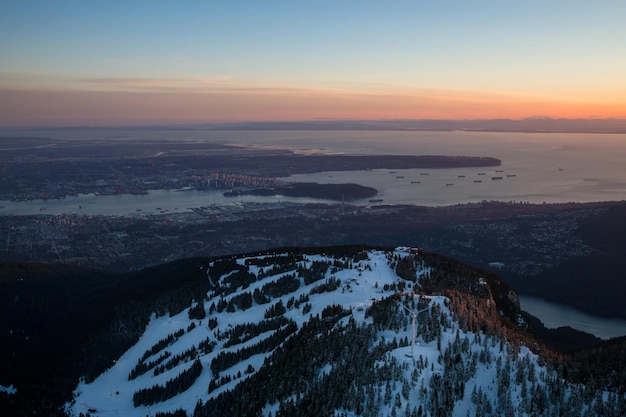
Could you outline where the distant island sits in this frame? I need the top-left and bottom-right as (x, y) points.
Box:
(207, 117), (626, 134)
(224, 182), (377, 201)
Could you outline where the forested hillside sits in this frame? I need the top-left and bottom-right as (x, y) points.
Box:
(61, 247), (624, 417)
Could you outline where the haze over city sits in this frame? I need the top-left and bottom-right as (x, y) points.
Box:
(2, 0), (626, 127)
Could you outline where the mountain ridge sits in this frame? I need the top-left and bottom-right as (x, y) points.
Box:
(1, 245), (624, 416)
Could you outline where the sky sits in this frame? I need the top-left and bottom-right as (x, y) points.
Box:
(1, 1), (626, 127)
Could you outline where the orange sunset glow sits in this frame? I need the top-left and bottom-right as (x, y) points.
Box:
(2, 86), (625, 127)
(1, 1), (626, 127)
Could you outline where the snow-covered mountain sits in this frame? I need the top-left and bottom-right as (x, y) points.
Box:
(66, 247), (624, 417)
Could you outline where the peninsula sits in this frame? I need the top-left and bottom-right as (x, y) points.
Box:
(223, 182), (378, 201)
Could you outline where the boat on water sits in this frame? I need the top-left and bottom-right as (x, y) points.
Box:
(507, 174), (516, 177)
(492, 176), (503, 180)
(458, 175), (465, 178)
(446, 183), (454, 186)
(369, 199), (384, 203)
(477, 172), (486, 175)
(474, 180), (482, 183)
(410, 181), (421, 184)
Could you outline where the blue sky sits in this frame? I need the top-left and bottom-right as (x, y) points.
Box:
(1, 1), (625, 126)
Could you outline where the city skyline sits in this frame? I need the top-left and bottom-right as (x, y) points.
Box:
(1, 1), (625, 127)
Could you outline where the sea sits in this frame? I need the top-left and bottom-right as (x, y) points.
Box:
(2, 128), (626, 337)
(2, 129), (626, 215)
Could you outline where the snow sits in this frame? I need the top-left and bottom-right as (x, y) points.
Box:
(66, 247), (612, 417)
(0, 384), (16, 395)
(262, 401), (279, 417)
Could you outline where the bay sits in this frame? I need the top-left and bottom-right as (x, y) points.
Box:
(519, 295), (626, 339)
(1, 129), (626, 215)
(3, 129), (626, 336)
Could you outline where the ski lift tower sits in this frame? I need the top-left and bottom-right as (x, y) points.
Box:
(396, 300), (430, 357)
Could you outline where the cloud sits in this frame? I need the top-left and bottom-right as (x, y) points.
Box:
(1, 79), (625, 127)
(82, 76), (233, 92)
(0, 71), (78, 91)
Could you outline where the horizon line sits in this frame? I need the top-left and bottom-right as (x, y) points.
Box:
(3, 117), (626, 134)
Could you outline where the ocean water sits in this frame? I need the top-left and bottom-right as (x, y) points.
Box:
(1, 129), (626, 214)
(231, 130), (626, 205)
(3, 129), (626, 337)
